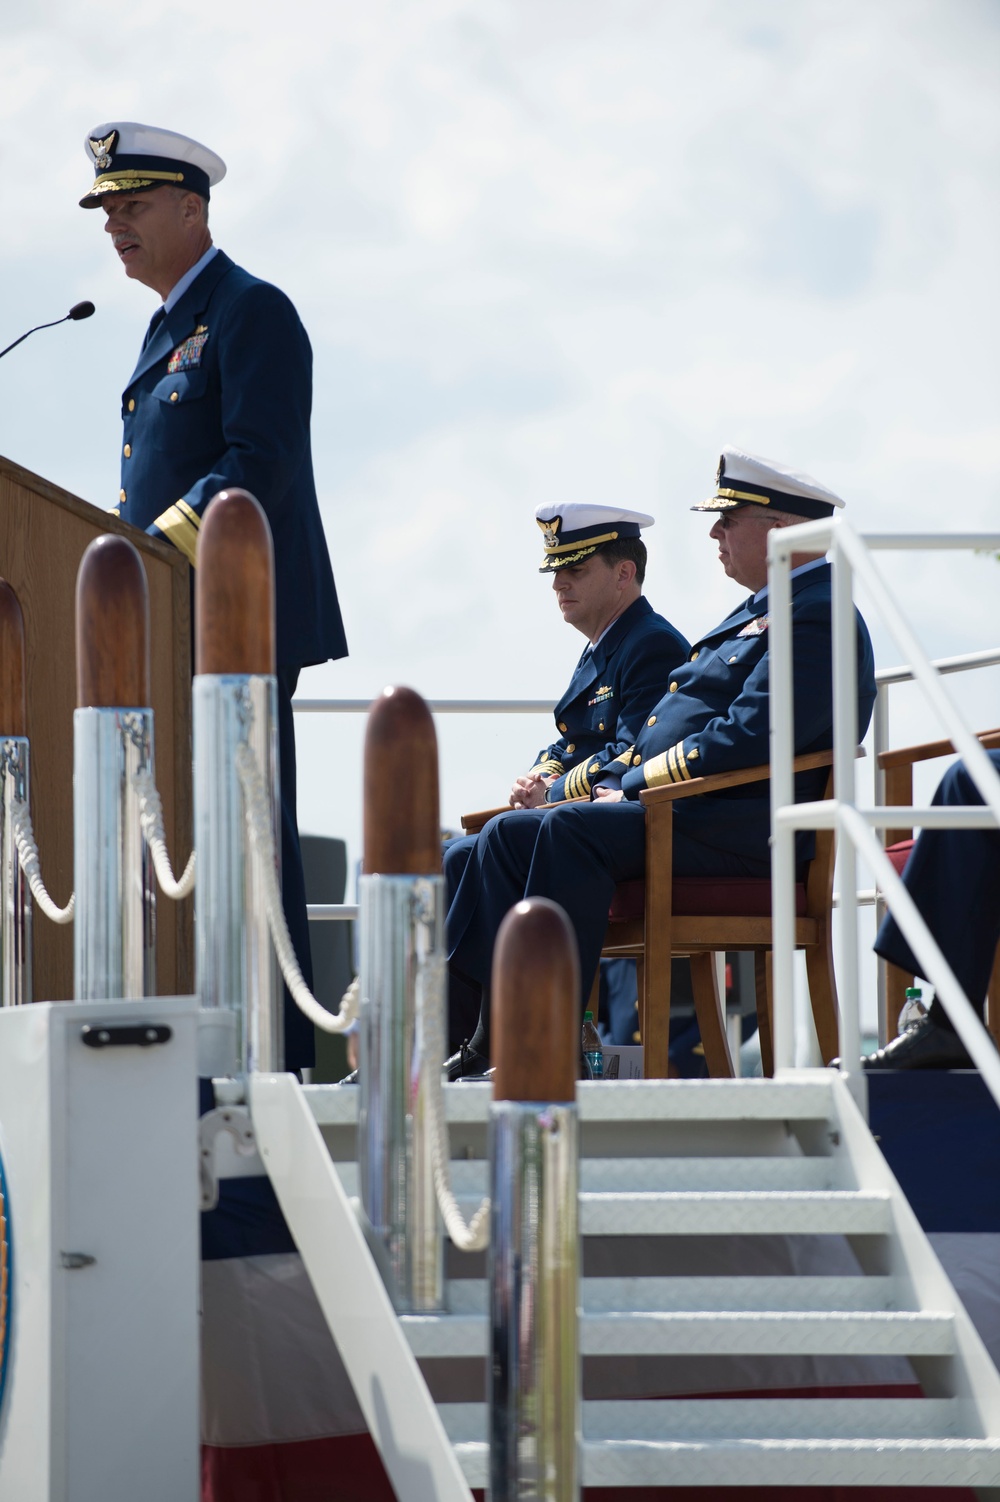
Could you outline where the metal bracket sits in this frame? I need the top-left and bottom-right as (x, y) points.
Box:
(81, 1024), (172, 1050)
(198, 1106), (258, 1212)
(60, 1251), (96, 1270)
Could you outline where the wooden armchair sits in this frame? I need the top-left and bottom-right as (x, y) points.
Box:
(877, 727), (1000, 1048)
(600, 750), (845, 1080)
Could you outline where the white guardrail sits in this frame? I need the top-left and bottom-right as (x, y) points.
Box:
(767, 524), (1000, 1114)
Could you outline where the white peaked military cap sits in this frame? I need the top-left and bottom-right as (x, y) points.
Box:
(693, 446), (846, 521)
(535, 503), (655, 572)
(80, 122), (226, 208)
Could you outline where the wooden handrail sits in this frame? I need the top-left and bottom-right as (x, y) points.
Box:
(878, 727), (1000, 772)
(363, 686), (440, 875)
(639, 747), (854, 807)
(492, 897), (578, 1103)
(0, 579), (26, 736)
(76, 535), (150, 708)
(195, 489), (275, 677)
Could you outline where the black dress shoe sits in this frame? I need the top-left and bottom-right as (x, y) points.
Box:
(444, 1041), (492, 1081)
(861, 1015), (974, 1071)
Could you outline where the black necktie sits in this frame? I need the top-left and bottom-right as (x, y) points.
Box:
(142, 306), (166, 351)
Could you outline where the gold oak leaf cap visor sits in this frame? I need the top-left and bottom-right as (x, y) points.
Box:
(693, 445), (847, 521)
(80, 122), (227, 207)
(535, 502), (656, 572)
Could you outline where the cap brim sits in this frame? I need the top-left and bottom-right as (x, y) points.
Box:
(538, 543), (603, 572)
(79, 176), (161, 208)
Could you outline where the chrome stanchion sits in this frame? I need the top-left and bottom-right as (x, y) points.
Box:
(489, 898), (580, 1502)
(0, 579), (30, 1007)
(358, 687), (445, 1313)
(193, 490), (281, 1077)
(73, 538), (155, 1001)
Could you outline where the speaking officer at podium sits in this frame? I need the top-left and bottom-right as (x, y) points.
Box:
(80, 121), (348, 1071)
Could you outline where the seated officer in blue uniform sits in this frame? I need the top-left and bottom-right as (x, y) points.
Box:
(447, 446), (877, 1065)
(80, 122), (348, 1072)
(865, 750), (1000, 1070)
(444, 502), (690, 1056)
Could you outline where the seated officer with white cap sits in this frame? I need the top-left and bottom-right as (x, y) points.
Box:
(80, 122), (347, 1073)
(443, 503), (690, 1062)
(446, 446), (877, 1068)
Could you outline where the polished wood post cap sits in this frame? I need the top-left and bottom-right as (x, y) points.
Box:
(76, 535), (151, 708)
(0, 579), (27, 737)
(195, 489), (275, 677)
(492, 897), (579, 1103)
(363, 686), (440, 875)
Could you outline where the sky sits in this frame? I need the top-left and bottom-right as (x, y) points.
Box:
(1, 0), (998, 997)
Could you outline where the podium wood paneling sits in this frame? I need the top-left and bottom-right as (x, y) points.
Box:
(0, 455), (192, 1001)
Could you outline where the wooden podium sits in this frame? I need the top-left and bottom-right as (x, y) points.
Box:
(0, 455), (193, 1002)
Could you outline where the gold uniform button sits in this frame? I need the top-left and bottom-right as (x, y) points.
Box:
(119, 488), (126, 503)
(690, 650), (700, 661)
(557, 722), (567, 732)
(668, 682), (678, 693)
(127, 398), (136, 412)
(688, 747), (699, 761)
(647, 715), (657, 726)
(589, 763), (599, 774)
(566, 743), (575, 753)
(729, 655), (738, 663)
(123, 443), (131, 458)
(598, 721), (604, 731)
(169, 391), (179, 403)
(632, 754), (641, 765)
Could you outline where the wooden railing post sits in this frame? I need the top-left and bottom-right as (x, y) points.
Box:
(0, 580), (31, 1006)
(358, 686), (445, 1312)
(74, 536), (155, 1001)
(193, 488), (280, 1077)
(490, 896), (581, 1502)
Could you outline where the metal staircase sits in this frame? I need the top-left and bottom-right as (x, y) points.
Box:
(250, 1069), (1000, 1495)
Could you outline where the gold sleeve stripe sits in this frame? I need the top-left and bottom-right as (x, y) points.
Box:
(530, 758), (564, 779)
(176, 499), (202, 530)
(643, 751), (671, 789)
(153, 504), (199, 567)
(609, 747), (635, 770)
(565, 761), (593, 800)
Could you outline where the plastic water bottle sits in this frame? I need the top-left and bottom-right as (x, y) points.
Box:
(898, 985), (927, 1034)
(582, 1010), (604, 1079)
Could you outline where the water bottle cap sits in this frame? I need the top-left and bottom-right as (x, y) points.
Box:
(583, 1010), (594, 1021)
(904, 987), (922, 999)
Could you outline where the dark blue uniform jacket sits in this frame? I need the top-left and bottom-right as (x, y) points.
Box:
(117, 250), (346, 671)
(598, 565), (877, 864)
(527, 597), (691, 802)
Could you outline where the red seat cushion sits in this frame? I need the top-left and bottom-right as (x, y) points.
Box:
(608, 876), (807, 921)
(885, 839), (915, 877)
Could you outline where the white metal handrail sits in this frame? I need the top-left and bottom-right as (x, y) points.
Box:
(767, 521), (1000, 1115)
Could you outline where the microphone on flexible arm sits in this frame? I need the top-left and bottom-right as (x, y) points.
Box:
(0, 301), (95, 361)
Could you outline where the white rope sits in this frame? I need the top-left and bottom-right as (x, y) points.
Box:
(133, 768), (196, 900)
(235, 742), (358, 1035)
(11, 800), (75, 924)
(417, 947), (490, 1252)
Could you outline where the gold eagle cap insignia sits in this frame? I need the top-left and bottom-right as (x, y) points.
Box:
(538, 514), (561, 548)
(89, 130), (118, 171)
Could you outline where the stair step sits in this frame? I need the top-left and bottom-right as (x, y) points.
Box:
(400, 1308), (953, 1359)
(579, 1189), (891, 1236)
(451, 1435), (1000, 1489)
(439, 1395), (963, 1444)
(445, 1274), (900, 1315)
(334, 1154), (848, 1198)
(305, 1076), (837, 1130)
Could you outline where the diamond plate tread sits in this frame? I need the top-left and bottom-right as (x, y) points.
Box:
(450, 1437), (1000, 1490)
(304, 1076), (835, 1129)
(579, 1189), (891, 1235)
(438, 1395), (962, 1444)
(334, 1155), (845, 1200)
(400, 1308), (953, 1359)
(444, 1274), (899, 1316)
